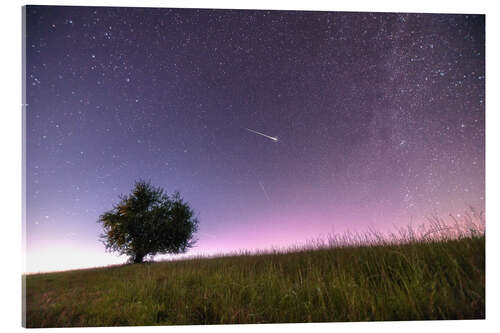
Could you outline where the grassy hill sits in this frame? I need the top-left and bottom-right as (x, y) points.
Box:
(24, 220), (485, 327)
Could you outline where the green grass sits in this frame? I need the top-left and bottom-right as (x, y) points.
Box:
(24, 218), (485, 327)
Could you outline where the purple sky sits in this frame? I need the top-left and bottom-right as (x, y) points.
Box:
(25, 6), (484, 273)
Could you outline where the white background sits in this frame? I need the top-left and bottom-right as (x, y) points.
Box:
(1, 0), (498, 332)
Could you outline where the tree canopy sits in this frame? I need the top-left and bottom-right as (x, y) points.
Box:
(98, 180), (199, 263)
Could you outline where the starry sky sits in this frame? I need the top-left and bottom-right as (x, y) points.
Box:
(25, 5), (485, 273)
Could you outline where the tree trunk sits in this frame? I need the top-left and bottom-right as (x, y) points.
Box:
(134, 253), (144, 263)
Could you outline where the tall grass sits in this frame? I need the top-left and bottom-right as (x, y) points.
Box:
(24, 211), (485, 327)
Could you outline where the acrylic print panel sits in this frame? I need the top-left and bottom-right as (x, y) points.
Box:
(23, 5), (485, 327)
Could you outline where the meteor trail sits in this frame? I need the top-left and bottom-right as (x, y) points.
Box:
(245, 128), (278, 142)
(258, 181), (271, 202)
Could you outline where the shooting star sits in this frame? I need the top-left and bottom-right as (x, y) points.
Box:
(245, 128), (279, 142)
(258, 181), (271, 202)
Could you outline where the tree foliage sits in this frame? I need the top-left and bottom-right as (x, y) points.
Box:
(98, 180), (199, 263)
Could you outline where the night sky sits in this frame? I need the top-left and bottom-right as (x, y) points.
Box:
(25, 6), (485, 272)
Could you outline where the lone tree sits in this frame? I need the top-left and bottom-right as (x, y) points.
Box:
(98, 180), (199, 263)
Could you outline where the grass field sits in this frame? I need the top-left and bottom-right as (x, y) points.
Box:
(23, 215), (485, 327)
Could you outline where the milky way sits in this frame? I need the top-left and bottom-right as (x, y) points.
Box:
(25, 6), (485, 272)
